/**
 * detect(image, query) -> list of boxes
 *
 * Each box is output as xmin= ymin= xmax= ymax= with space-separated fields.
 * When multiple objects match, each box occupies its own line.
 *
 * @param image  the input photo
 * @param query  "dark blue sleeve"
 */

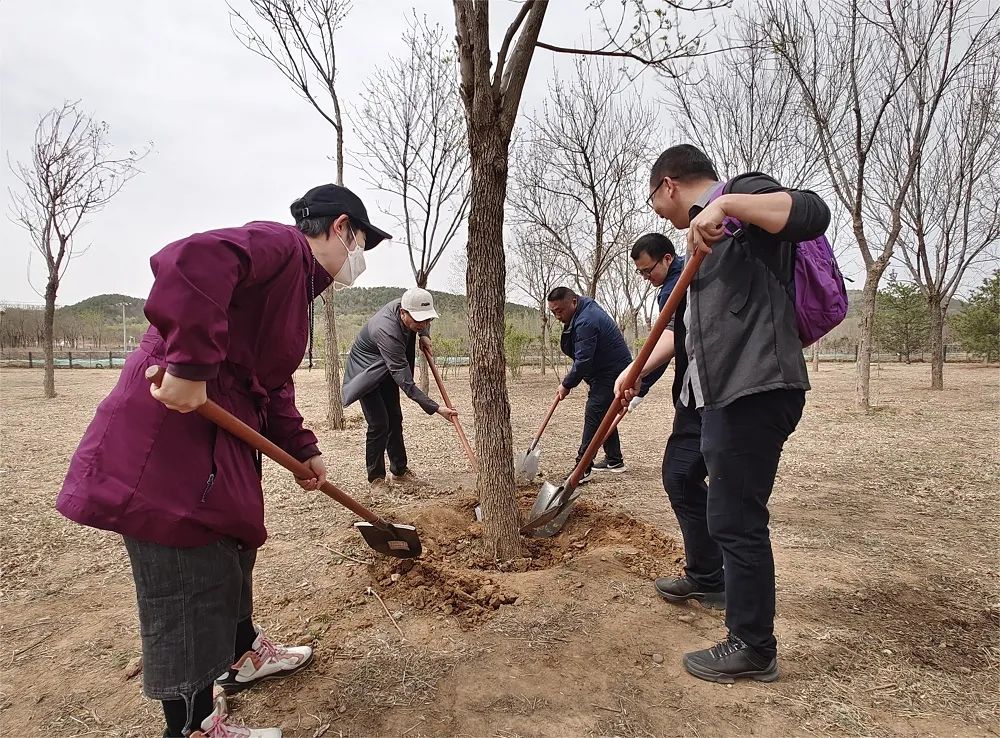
xmin=562 ymin=320 xmax=598 ymax=389
xmin=638 ymin=366 xmax=664 ymax=397
xmin=638 ymin=277 xmax=679 ymax=396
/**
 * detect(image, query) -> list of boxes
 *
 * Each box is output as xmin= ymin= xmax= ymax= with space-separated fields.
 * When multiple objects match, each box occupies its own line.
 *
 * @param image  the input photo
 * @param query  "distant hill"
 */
xmin=329 ymin=286 xmax=537 ymax=321
xmin=58 ymin=288 xmax=541 ymax=347
xmin=59 ymin=294 xmax=146 ymax=322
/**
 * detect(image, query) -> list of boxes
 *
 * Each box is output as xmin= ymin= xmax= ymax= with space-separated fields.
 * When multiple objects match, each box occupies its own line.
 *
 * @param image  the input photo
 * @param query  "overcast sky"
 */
xmin=1 ymin=0 xmax=897 ymax=309
xmin=0 ymin=1 xmax=613 ymax=304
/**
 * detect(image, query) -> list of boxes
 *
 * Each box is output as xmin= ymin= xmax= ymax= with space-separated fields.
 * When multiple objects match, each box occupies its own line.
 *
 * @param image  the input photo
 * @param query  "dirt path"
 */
xmin=1 ymin=363 xmax=997 ymax=737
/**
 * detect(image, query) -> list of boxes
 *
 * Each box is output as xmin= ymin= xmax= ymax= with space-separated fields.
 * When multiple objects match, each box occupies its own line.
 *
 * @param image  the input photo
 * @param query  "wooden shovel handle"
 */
xmin=601 ymin=407 xmax=628 ymax=442
xmin=145 ymin=365 xmax=384 ymax=526
xmin=564 ymin=249 xmax=707 ymax=490
xmin=421 ymin=346 xmax=478 ymax=470
xmin=528 ymin=396 xmax=561 ymax=452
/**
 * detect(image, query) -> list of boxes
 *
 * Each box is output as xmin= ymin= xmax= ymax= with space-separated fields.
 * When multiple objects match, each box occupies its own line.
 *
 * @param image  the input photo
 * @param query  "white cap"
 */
xmin=401 ymin=287 xmax=439 ymax=321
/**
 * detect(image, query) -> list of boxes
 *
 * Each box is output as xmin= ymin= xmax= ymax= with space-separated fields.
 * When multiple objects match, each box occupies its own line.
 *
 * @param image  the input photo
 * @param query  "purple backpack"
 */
xmin=710 ymin=180 xmax=848 ymax=347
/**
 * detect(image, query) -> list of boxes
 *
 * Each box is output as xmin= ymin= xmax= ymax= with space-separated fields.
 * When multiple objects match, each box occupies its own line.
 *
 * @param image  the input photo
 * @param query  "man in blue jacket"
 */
xmin=547 ymin=287 xmax=632 ymax=481
xmin=617 ymin=232 xmax=683 ymax=410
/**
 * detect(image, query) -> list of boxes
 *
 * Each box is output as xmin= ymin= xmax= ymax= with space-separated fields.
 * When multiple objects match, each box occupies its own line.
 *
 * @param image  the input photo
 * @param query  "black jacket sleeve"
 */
xmin=729 ymin=173 xmax=831 ymax=243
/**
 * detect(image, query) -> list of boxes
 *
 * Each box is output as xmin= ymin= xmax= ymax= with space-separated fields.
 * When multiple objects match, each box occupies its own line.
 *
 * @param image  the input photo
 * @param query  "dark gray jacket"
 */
xmin=676 ymin=173 xmax=830 ymax=410
xmin=342 ymin=299 xmax=438 ymax=414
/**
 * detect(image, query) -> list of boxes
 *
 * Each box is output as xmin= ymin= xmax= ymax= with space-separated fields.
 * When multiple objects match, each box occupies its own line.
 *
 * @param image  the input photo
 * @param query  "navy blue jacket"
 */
xmin=560 ymin=296 xmax=632 ymax=389
xmin=638 ymin=256 xmax=684 ymax=397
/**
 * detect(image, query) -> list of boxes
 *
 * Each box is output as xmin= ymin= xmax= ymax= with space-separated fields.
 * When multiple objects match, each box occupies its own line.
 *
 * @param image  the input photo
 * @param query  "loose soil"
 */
xmin=1 ymin=362 xmax=997 ymax=737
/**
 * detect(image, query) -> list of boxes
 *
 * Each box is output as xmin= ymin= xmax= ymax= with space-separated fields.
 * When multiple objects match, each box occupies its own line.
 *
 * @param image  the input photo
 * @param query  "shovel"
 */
xmin=521 ymin=248 xmax=707 ymax=536
xmin=145 ymin=366 xmax=421 ymax=558
xmin=527 ymin=405 xmax=630 ymax=538
xmin=422 ymin=346 xmax=477 ymax=470
xmin=514 ymin=395 xmax=561 ymax=483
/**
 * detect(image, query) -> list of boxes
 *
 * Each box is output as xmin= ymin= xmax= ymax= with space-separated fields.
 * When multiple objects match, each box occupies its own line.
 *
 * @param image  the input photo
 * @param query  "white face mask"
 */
xmin=332 ymin=230 xmax=366 ymax=290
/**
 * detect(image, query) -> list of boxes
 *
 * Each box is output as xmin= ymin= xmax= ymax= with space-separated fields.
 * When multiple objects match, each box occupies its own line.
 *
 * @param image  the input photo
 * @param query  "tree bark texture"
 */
xmin=856 ymin=267 xmax=883 ymax=411
xmin=928 ymin=298 xmax=945 ymax=390
xmin=323 ymin=295 xmax=345 ymax=429
xmin=43 ymin=278 xmax=57 ymax=398
xmin=466 ymin=131 xmax=522 ymax=561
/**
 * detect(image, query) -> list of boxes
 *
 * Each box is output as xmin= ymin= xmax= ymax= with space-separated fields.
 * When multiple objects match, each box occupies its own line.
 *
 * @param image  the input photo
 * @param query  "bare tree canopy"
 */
xmin=230 ymin=0 xmax=351 ymax=182
xmin=664 ymin=16 xmax=821 ymax=188
xmin=509 ymin=228 xmax=567 ymax=376
xmin=9 ymin=100 xmax=146 ymax=398
xmin=354 ymin=14 xmax=470 ymax=289
xmin=230 ymin=0 xmax=353 ymax=427
xmin=895 ymin=52 xmax=1000 ymax=388
xmin=510 ymin=58 xmax=657 ymax=298
xmin=534 ymin=0 xmax=730 ymax=68
xmin=758 ymin=0 xmax=1000 ymax=409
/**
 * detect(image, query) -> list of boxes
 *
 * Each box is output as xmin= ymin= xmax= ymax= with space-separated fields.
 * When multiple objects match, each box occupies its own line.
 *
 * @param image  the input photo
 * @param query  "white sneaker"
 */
xmin=189 ymin=695 xmax=281 ymax=738
xmin=216 ymin=627 xmax=313 ymax=695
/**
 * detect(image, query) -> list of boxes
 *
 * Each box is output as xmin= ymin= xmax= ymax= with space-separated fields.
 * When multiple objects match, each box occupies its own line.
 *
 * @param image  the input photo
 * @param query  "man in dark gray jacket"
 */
xmin=342 ymin=288 xmax=458 ymax=492
xmin=636 ymin=144 xmax=830 ymax=684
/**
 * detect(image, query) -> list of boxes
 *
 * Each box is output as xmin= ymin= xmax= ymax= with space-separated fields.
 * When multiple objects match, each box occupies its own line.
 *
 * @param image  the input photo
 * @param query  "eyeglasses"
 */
xmin=646 ymin=177 xmax=668 ymax=208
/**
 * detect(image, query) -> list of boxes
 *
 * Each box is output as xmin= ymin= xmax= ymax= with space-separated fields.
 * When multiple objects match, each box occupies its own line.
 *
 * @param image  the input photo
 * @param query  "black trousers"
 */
xmin=662 ymin=389 xmax=805 ymax=659
xmin=359 ymin=376 xmax=408 ymax=482
xmin=576 ymin=379 xmax=624 ymax=470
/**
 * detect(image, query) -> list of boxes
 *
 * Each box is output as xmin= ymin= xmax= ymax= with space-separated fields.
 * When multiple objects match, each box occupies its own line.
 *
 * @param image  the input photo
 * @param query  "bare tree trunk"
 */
xmin=539 ymin=308 xmax=548 ymax=375
xmin=811 ymin=337 xmax=821 ymax=373
xmin=43 ymin=278 xmax=57 ymax=398
xmin=416 ymin=275 xmax=431 ymax=394
xmin=322 ymin=296 xmax=345 ymax=429
xmin=856 ymin=268 xmax=882 ymax=411
xmin=467 ymin=131 xmax=521 ymax=561
xmin=928 ymin=298 xmax=945 ymax=390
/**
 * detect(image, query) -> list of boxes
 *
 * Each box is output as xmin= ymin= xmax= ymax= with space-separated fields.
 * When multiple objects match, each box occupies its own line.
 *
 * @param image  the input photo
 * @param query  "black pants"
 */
xmin=576 ymin=379 xmax=624 ymax=470
xmin=359 ymin=376 xmax=408 ymax=482
xmin=662 ymin=389 xmax=804 ymax=659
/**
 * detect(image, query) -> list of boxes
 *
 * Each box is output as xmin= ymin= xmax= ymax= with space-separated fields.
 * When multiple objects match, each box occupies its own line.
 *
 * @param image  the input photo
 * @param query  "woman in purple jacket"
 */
xmin=56 ymin=184 xmax=390 ymax=738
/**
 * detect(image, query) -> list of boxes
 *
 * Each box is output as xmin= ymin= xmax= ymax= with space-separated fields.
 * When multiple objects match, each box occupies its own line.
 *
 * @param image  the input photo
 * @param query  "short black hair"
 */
xmin=631 ymin=233 xmax=677 ymax=262
xmin=547 ymin=286 xmax=576 ymax=302
xmin=295 ymin=214 xmax=359 ymax=239
xmin=650 ymin=144 xmax=719 ymax=186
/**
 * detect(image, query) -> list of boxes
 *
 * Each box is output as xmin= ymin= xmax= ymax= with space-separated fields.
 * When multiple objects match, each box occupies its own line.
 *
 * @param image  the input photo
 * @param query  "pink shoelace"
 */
xmin=200 ymin=711 xmax=250 ymax=738
xmin=254 ymin=632 xmax=292 ymax=663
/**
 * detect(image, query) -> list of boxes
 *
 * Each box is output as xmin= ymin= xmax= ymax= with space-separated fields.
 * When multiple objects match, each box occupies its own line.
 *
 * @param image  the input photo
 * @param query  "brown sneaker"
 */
xmin=370 ymin=478 xmax=392 ymax=494
xmin=391 ymin=469 xmax=423 ymax=486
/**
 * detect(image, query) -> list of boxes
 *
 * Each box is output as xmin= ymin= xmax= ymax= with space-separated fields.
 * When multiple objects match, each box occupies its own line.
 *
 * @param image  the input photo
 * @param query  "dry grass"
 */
xmin=1 ymin=363 xmax=998 ymax=737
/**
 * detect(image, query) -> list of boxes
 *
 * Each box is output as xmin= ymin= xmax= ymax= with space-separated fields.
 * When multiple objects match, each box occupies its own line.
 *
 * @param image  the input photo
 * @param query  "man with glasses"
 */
xmin=615 ymin=233 xmax=683 ymax=411
xmin=629 ymin=144 xmax=830 ymax=685
xmin=342 ymin=288 xmax=459 ymax=493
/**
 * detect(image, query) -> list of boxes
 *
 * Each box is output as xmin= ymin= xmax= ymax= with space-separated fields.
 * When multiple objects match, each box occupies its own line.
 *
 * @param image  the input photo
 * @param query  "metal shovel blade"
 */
xmin=354 ymin=522 xmax=422 ymax=559
xmin=525 ymin=483 xmax=583 ymax=538
xmin=531 ymin=498 xmax=578 ymax=538
xmin=515 ymin=447 xmax=541 ymax=483
xmin=521 ymin=480 xmax=566 ymax=534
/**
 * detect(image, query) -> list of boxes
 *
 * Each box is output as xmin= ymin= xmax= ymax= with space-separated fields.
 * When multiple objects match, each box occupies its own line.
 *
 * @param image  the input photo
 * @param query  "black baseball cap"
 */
xmin=290 ymin=184 xmax=392 ymax=250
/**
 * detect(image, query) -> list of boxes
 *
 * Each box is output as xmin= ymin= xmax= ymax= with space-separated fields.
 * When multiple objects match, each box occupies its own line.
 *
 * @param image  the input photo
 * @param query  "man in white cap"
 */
xmin=342 ymin=288 xmax=458 ymax=492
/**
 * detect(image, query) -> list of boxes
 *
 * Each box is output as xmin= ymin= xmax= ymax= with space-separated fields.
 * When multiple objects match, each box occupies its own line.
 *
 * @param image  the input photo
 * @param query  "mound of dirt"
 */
xmin=370 ymin=495 xmax=683 ymax=626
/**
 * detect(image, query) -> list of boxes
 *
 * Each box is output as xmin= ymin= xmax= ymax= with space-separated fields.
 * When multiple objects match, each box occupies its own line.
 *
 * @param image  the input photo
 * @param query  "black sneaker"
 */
xmin=571 ymin=468 xmax=593 ymax=485
xmin=683 ymin=634 xmax=779 ymax=684
xmin=592 ymin=458 xmax=628 ymax=473
xmin=654 ymin=576 xmax=726 ymax=610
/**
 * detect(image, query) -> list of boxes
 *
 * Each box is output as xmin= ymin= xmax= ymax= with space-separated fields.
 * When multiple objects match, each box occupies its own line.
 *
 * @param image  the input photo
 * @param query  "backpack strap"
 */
xmin=708 ymin=176 xmax=796 ymax=300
